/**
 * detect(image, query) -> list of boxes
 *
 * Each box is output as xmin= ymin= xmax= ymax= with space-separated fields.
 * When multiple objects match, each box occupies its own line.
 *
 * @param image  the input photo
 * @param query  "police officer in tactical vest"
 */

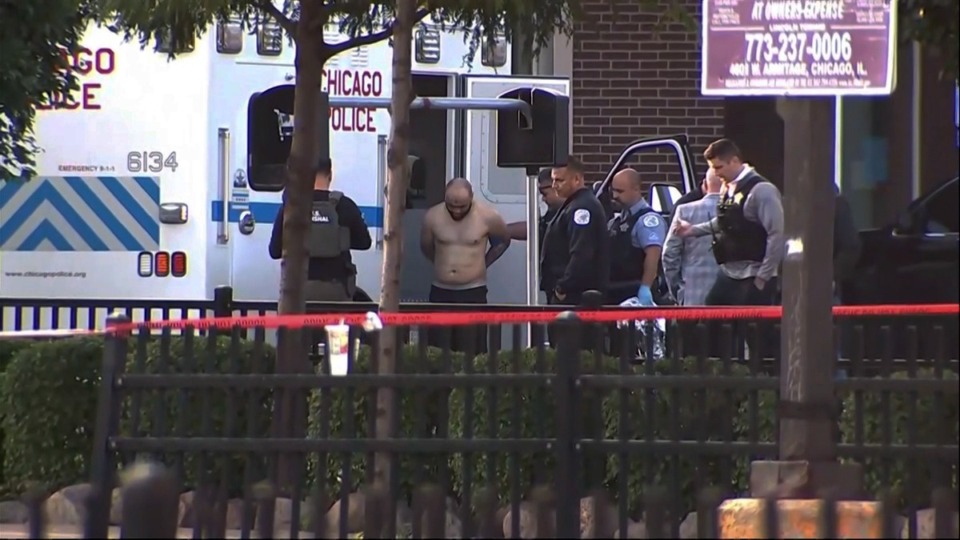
xmin=673 ymin=138 xmax=785 ymax=306
xmin=605 ymin=168 xmax=668 ymax=306
xmin=540 ymin=156 xmax=610 ymax=306
xmin=269 ymin=157 xmax=372 ymax=301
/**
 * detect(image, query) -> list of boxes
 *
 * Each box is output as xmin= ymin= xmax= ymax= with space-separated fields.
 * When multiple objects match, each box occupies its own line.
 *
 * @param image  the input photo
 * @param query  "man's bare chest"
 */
xmin=435 ymin=221 xmax=488 ymax=247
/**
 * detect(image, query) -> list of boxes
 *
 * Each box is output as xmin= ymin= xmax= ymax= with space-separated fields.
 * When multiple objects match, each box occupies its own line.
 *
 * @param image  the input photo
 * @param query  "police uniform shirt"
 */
xmin=268 ymin=190 xmax=373 ymax=281
xmin=540 ymin=187 xmax=610 ymax=298
xmin=618 ymin=200 xmax=667 ymax=251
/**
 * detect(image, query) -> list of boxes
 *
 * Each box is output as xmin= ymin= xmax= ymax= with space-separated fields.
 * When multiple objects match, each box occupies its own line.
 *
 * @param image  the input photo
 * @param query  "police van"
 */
xmin=0 ymin=18 xmax=699 ymax=331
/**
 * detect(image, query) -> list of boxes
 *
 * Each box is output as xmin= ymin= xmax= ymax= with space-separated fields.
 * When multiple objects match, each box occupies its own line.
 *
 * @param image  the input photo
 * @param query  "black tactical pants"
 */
xmin=703 ymin=272 xmax=780 ymax=361
xmin=304 ymin=276 xmax=356 ymax=303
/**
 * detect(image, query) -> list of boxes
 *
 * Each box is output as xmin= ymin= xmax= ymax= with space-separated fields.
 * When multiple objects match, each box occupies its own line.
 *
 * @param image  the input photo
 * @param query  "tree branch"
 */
xmin=326 ymin=8 xmax=430 ymax=56
xmin=257 ymin=0 xmax=297 ymax=37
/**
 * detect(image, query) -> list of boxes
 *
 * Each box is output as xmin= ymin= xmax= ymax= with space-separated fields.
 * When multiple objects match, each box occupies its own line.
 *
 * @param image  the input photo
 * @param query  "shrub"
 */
xmin=0 ymin=338 xmax=33 ymax=491
xmin=306 ymin=343 xmax=465 ymax=501
xmin=122 ymin=331 xmax=277 ymax=496
xmin=839 ymin=368 xmax=960 ymax=508
xmin=0 ymin=337 xmax=105 ymax=495
xmin=447 ymin=348 xmax=622 ymax=507
xmin=4 ymin=332 xmax=956 ymax=516
xmin=447 ymin=350 xmax=771 ymax=516
xmin=1 ymin=333 xmax=277 ymax=497
xmin=602 ymin=358 xmax=766 ymax=515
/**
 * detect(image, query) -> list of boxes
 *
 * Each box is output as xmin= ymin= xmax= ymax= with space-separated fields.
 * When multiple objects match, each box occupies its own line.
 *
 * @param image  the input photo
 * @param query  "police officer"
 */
xmin=506 ymin=168 xmax=564 ymax=245
xmin=674 ymin=139 xmax=785 ymax=306
xmin=540 ymin=156 xmax=610 ymax=305
xmin=269 ymin=157 xmax=373 ymax=301
xmin=605 ymin=168 xmax=668 ymax=306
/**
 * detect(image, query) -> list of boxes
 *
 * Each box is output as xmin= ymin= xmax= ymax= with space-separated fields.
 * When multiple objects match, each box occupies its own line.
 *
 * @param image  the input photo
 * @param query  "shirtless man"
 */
xmin=420 ymin=178 xmax=511 ymax=305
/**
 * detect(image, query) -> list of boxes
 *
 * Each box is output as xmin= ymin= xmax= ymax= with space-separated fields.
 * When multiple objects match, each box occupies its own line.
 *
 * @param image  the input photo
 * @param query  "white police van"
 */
xmin=0 ymin=17 xmax=700 ymax=332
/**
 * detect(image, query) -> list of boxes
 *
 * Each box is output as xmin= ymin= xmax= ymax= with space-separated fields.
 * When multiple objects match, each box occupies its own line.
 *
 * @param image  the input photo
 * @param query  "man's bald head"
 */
xmin=703 ymin=168 xmax=723 ymax=193
xmin=444 ymin=177 xmax=474 ymax=221
xmin=611 ymin=167 xmax=644 ymax=209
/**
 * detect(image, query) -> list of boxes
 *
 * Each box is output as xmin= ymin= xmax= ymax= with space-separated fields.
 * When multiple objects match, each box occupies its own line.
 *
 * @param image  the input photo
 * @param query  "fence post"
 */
xmin=85 ymin=311 xmax=130 ymax=538
xmin=118 ymin=461 xmax=180 ymax=538
xmin=554 ymin=310 xmax=582 ymax=538
xmin=213 ymin=285 xmax=233 ymax=317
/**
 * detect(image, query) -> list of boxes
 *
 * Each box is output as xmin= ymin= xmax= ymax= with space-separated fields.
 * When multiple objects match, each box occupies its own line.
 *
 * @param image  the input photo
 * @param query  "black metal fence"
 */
xmin=1 ymin=295 xmax=958 ymax=538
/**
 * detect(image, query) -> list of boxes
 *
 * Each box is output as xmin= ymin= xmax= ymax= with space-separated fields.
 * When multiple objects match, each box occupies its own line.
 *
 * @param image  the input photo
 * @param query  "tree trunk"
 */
xmin=273 ymin=2 xmax=328 ymax=493
xmin=374 ymin=0 xmax=417 ymax=490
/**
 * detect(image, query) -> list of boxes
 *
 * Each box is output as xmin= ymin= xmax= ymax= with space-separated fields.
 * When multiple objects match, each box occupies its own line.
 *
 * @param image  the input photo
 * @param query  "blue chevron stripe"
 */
xmin=19 ymin=219 xmax=74 ymax=251
xmin=0 ymin=177 xmax=160 ymax=252
xmin=210 ymin=201 xmax=384 ymax=228
xmin=132 ymin=175 xmax=161 ymax=202
xmin=62 ymin=177 xmax=143 ymax=250
xmin=0 ymin=179 xmax=23 ymax=203
xmin=98 ymin=176 xmax=159 ymax=238
xmin=0 ymin=182 xmax=109 ymax=250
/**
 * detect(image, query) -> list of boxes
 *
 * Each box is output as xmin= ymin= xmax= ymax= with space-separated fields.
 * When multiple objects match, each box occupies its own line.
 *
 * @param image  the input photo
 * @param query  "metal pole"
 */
xmin=525 ymin=174 xmax=541 ymax=308
xmin=328 ymin=96 xmax=533 ymax=125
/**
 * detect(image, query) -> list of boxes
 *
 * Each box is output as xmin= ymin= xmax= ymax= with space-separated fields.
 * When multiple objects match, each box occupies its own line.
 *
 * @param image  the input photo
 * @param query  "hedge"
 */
xmin=0 ymin=338 xmax=35 ymax=496
xmin=122 ymin=333 xmax=277 ymax=496
xmin=2 ymin=336 xmax=956 ymax=516
xmin=837 ymin=368 xmax=960 ymax=508
xmin=306 ymin=344 xmax=465 ymax=500
xmin=447 ymin=351 xmax=765 ymax=514
xmin=0 ymin=337 xmax=105 ymax=495
xmin=0 ymin=334 xmax=276 ymax=496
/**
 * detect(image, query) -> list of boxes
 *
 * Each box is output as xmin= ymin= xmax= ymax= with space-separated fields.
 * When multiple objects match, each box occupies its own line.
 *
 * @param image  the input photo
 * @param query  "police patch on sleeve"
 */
xmin=642 ymin=214 xmax=661 ymax=228
xmin=573 ymin=209 xmax=591 ymax=225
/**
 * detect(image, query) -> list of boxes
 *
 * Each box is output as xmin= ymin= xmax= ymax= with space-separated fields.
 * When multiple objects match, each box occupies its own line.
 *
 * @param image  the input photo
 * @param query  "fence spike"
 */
xmin=932 ymin=487 xmax=958 ymax=539
xmin=413 ymin=482 xmax=446 ymax=538
xmin=24 ymin=485 xmax=47 ymax=540
xmin=588 ymin=488 xmax=613 ymax=539
xmin=819 ymin=494 xmax=838 ymax=539
xmin=254 ymin=480 xmax=276 ymax=539
xmin=878 ymin=489 xmax=899 ymax=539
xmin=697 ymin=487 xmax=724 ymax=539
xmin=474 ymin=484 xmax=501 ymax=538
xmin=763 ymin=495 xmax=780 ymax=540
xmin=362 ymin=482 xmax=388 ymax=539
xmin=117 ymin=460 xmax=179 ymax=538
xmin=644 ymin=487 xmax=668 ymax=538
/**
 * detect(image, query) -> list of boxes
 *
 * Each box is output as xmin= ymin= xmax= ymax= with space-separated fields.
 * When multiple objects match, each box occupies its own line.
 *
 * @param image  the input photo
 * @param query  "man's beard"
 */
xmin=447 ymin=204 xmax=472 ymax=221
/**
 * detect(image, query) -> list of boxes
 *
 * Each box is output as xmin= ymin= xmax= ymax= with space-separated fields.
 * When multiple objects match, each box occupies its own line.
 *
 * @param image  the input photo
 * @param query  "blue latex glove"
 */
xmin=637 ymin=285 xmax=655 ymax=306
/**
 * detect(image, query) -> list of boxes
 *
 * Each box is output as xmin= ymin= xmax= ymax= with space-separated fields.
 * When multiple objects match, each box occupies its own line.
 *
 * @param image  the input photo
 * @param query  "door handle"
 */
xmin=238 ymin=210 xmax=255 ymax=235
xmin=217 ymin=128 xmax=231 ymax=245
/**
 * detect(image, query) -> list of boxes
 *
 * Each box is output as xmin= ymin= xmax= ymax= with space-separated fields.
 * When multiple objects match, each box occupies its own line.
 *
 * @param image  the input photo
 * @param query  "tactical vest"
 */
xmin=307 ymin=191 xmax=351 ymax=259
xmin=608 ymin=207 xmax=654 ymax=282
xmin=712 ymin=175 xmax=768 ymax=265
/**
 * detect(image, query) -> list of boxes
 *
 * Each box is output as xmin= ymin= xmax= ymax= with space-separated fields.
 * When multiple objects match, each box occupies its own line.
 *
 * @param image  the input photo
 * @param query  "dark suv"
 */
xmin=840 ymin=176 xmax=958 ymax=360
xmin=841 ymin=176 xmax=959 ymax=306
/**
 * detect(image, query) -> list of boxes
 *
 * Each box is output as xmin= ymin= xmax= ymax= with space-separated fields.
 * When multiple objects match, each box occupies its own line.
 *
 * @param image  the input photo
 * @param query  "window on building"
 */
xmin=923 ymin=179 xmax=959 ymax=234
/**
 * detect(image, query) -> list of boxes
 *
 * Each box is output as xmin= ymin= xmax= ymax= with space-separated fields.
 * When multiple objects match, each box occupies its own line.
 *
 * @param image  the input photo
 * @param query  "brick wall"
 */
xmin=572 ymin=0 xmax=725 ymax=184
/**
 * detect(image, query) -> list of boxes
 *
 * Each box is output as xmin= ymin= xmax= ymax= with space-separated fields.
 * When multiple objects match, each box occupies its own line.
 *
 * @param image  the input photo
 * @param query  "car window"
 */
xmin=923 ymin=180 xmax=959 ymax=234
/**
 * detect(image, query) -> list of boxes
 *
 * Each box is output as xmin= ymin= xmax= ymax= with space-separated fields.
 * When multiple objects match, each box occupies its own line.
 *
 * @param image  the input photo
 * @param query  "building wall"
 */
xmin=570 ymin=0 xmax=724 ymax=184
xmin=565 ymin=1 xmax=956 ymax=222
